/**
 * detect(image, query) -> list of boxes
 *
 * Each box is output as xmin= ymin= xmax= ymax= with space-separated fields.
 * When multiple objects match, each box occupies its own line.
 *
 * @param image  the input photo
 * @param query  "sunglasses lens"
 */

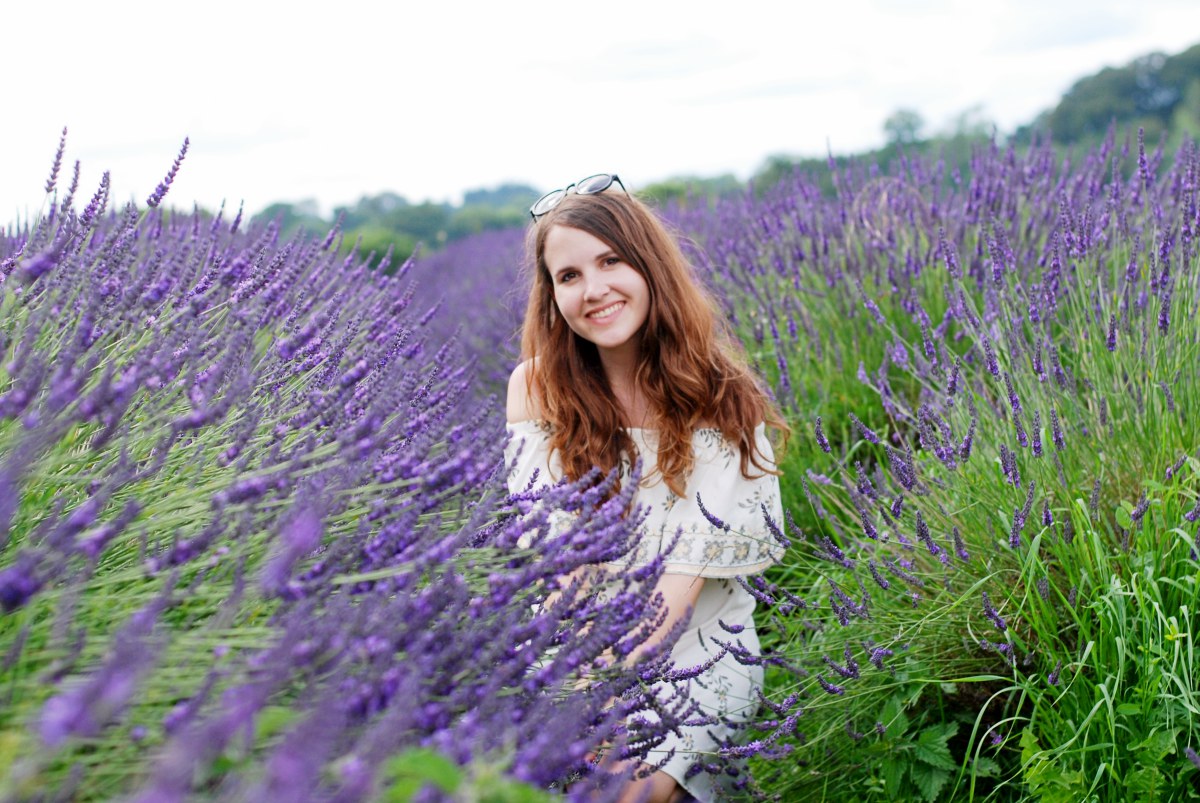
xmin=530 ymin=189 xmax=566 ymax=217
xmin=575 ymin=174 xmax=614 ymax=195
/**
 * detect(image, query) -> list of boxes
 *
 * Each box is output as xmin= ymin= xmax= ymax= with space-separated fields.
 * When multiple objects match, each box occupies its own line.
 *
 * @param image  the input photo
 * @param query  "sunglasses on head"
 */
xmin=529 ymin=173 xmax=626 ymax=220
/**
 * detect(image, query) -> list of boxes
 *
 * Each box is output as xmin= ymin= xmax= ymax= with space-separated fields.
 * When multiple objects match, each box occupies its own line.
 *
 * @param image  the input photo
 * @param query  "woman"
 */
xmin=505 ymin=174 xmax=787 ymax=802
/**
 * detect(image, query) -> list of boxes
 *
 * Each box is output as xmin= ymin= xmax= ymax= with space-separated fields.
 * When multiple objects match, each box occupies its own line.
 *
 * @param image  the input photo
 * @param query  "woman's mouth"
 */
xmin=587 ymin=301 xmax=624 ymax=320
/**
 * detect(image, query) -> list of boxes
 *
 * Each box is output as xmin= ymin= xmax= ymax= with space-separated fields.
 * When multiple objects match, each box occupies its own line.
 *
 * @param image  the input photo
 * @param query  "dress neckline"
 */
xmin=505 ymin=419 xmax=756 ymax=435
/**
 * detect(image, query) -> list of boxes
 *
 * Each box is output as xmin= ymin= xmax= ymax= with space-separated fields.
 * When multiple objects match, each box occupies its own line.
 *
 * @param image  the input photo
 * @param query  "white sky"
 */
xmin=4 ymin=0 xmax=1199 ymax=221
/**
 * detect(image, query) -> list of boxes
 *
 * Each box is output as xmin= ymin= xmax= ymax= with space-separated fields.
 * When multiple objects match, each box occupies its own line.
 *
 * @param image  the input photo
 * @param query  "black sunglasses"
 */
xmin=529 ymin=173 xmax=626 ymax=220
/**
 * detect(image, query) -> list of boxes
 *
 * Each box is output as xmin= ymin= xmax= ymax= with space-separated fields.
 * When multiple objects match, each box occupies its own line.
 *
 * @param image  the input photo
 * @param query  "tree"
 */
xmin=883 ymin=109 xmax=925 ymax=145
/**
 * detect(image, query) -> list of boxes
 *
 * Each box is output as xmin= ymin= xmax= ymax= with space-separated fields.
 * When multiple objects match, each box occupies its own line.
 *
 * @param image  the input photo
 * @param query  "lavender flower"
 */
xmin=1014 ymin=413 xmax=1028 ymax=449
xmin=1160 ymin=382 xmax=1177 ymax=413
xmin=45 ymin=126 xmax=67 ymax=194
xmin=938 ymin=227 xmax=961 ymax=279
xmin=816 ymin=674 xmax=845 ymax=696
xmin=868 ymin=560 xmax=890 ymax=590
xmin=952 ymin=526 xmax=969 ymax=562
xmin=145 ymin=138 xmax=190 ymax=208
xmin=983 ymin=338 xmax=1000 ymax=377
xmin=814 ymin=415 xmax=831 ymax=453
xmin=822 ymin=645 xmax=860 ymax=680
xmin=1159 ymin=283 xmax=1172 ymax=334
xmin=959 ymin=416 xmax=976 ymax=461
xmin=1130 ymin=492 xmax=1150 ymax=524
xmin=860 ymin=509 xmax=878 ymax=540
xmin=1003 ymin=372 xmax=1022 ymax=415
xmin=696 ymin=493 xmax=731 ymax=532
xmin=982 ymin=592 xmax=1006 ymax=631
xmin=849 ymin=413 xmax=881 ymax=445
xmin=1000 ymin=444 xmax=1021 ymax=489
xmin=868 ymin=647 xmax=894 ymax=672
xmin=915 ymin=511 xmax=947 ymax=565
xmin=854 ymin=461 xmax=877 ymax=499
xmin=1185 ymin=498 xmax=1200 ymax=524
xmin=1049 ymin=408 xmax=1065 ymax=450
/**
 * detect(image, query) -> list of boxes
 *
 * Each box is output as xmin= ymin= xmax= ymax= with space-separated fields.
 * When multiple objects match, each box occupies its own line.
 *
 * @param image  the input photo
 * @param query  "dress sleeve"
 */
xmin=505 ymin=420 xmax=576 ymax=545
xmin=505 ymin=419 xmax=563 ymax=495
xmin=627 ymin=425 xmax=784 ymax=578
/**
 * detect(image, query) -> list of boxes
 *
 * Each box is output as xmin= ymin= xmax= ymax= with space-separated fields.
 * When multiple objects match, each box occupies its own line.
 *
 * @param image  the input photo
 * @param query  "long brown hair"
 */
xmin=520 ymin=190 xmax=788 ymax=498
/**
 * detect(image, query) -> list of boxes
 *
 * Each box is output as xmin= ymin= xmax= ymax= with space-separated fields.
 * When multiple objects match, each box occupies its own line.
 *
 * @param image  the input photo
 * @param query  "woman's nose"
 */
xmin=583 ymin=276 xmax=608 ymax=301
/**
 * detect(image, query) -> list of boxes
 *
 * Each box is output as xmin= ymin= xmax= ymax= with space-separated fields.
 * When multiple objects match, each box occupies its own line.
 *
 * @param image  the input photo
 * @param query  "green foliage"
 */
xmin=878 ymin=708 xmax=960 ymax=802
xmin=252 ymin=183 xmax=538 ymax=270
xmin=884 ymin=109 xmax=926 ymax=146
xmin=348 ymin=225 xmax=417 ymax=268
xmin=639 ymin=174 xmax=742 ymax=207
xmin=379 ymin=748 xmax=554 ymax=803
xmin=1016 ymin=43 xmax=1200 ymax=148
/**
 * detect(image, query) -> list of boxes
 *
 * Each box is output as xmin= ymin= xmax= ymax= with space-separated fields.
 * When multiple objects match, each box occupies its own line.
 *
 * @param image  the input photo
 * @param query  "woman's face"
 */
xmin=543 ymin=224 xmax=650 ymax=363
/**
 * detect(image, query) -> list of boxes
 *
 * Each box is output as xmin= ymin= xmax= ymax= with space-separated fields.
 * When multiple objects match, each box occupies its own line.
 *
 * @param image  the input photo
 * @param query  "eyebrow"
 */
xmin=550 ymin=250 xmax=620 ymax=277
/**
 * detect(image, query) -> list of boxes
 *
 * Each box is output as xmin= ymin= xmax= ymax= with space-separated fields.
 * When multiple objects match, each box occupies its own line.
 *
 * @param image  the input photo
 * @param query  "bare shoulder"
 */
xmin=506 ymin=359 xmax=544 ymax=423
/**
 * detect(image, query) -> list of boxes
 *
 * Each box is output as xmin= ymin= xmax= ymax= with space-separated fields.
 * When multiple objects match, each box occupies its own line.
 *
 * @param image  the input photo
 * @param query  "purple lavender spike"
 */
xmin=45 ymin=126 xmax=67 ymax=195
xmin=1185 ymin=498 xmax=1200 ymax=523
xmin=814 ymin=415 xmax=831 ymax=453
xmin=849 ymin=413 xmax=880 ymax=445
xmin=145 ymin=138 xmax=190 ymax=209
xmin=1158 ymin=283 xmax=1172 ymax=334
xmin=983 ymin=338 xmax=1000 ymax=377
xmin=1159 ymin=382 xmax=1177 ymax=413
xmin=816 ymin=674 xmax=845 ymax=696
xmin=981 ymin=592 xmax=1006 ymax=631
xmin=938 ymin=228 xmax=961 ymax=279
xmin=952 ymin=527 xmax=969 ymax=561
xmin=1130 ymin=492 xmax=1150 ymax=524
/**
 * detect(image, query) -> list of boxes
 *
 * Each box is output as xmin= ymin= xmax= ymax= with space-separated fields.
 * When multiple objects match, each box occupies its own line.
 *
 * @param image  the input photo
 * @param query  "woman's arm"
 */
xmin=625 ymin=573 xmax=705 ymax=665
xmin=506 ymin=359 xmax=542 ymax=423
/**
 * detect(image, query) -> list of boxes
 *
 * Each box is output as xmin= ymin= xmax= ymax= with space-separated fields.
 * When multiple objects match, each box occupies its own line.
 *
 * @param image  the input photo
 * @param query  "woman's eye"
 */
xmin=604 ymin=257 xmax=621 ymax=266
xmin=558 ymin=271 xmax=577 ymax=283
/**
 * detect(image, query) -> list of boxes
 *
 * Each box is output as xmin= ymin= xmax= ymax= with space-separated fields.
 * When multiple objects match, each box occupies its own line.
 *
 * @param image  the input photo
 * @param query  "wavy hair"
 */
xmin=519 ymin=190 xmax=788 ymax=498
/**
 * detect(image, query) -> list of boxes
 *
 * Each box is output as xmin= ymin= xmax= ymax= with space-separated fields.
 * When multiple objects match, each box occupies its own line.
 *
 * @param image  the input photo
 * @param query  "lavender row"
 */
xmin=0 ymin=138 xmax=715 ymax=800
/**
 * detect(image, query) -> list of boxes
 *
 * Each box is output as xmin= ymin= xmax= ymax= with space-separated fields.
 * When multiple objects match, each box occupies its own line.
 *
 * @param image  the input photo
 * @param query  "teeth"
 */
xmin=588 ymin=302 xmax=622 ymax=319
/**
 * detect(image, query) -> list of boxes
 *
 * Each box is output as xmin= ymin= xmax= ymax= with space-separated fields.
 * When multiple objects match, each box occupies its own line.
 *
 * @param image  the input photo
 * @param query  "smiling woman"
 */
xmin=544 ymin=225 xmax=651 ymax=381
xmin=505 ymin=180 xmax=790 ymax=802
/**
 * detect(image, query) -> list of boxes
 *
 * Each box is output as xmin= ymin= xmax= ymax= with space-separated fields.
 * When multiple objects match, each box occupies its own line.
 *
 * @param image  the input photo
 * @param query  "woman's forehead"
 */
xmin=542 ymin=225 xmax=615 ymax=265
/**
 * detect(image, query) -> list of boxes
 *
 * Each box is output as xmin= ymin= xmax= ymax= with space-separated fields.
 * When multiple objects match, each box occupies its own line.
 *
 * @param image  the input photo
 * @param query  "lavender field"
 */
xmin=1 ymin=129 xmax=1199 ymax=802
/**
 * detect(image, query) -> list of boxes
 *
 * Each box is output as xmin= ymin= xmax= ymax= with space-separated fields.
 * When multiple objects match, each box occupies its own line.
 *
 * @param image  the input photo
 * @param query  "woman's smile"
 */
xmin=586 ymin=300 xmax=625 ymax=320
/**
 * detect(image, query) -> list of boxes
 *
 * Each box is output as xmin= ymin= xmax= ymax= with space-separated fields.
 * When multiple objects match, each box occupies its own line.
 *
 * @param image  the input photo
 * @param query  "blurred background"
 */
xmin=4 ymin=0 xmax=1199 ymax=266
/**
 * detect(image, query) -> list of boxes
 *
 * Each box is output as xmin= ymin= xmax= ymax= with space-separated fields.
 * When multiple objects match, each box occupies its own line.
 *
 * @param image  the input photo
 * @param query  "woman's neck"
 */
xmin=600 ymin=360 xmax=650 ymax=429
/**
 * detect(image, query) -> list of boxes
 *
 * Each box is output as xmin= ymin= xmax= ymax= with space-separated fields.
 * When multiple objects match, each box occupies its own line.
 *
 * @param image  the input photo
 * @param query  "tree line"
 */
xmin=253 ymin=41 xmax=1199 ymax=270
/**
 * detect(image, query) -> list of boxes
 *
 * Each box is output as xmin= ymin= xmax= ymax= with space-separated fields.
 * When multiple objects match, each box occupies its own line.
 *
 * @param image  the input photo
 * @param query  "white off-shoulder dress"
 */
xmin=505 ymin=420 xmax=784 ymax=801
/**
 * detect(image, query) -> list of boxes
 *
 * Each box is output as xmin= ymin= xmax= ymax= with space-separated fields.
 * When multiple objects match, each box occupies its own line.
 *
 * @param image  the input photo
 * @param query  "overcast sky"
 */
xmin=4 ymin=0 xmax=1199 ymax=221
